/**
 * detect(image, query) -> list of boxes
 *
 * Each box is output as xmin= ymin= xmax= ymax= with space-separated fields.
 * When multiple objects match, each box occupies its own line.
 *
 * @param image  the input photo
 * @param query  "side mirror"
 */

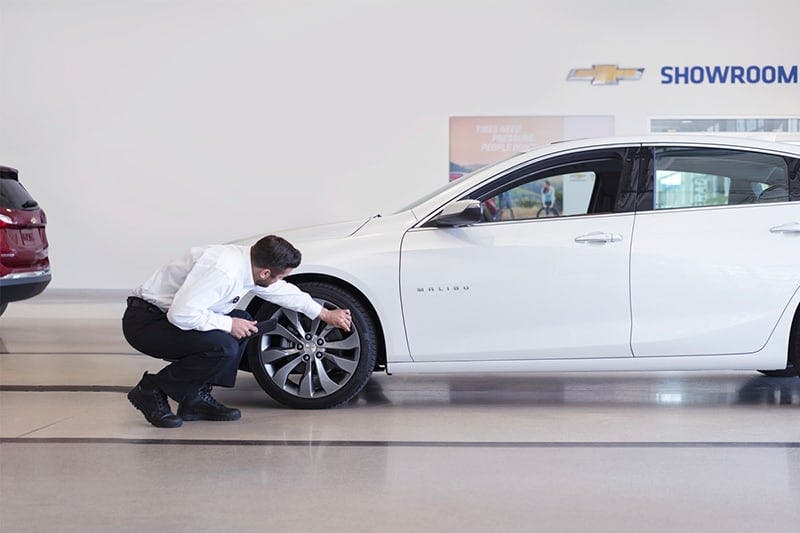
xmin=429 ymin=199 xmax=482 ymax=227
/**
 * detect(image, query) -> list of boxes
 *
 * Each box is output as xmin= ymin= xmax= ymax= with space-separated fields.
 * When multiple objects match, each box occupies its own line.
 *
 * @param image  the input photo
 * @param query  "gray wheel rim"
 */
xmin=258 ymin=299 xmax=361 ymax=399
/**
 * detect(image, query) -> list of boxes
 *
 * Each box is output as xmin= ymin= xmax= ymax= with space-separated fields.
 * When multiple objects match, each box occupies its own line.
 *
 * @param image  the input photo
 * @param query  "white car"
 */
xmin=237 ymin=136 xmax=800 ymax=409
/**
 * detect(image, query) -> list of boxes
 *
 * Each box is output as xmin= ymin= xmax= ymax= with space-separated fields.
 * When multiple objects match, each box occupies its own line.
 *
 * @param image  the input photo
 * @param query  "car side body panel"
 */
xmin=630 ymin=202 xmax=800 ymax=357
xmin=387 ymin=280 xmax=799 ymax=375
xmin=400 ymin=213 xmax=635 ymax=361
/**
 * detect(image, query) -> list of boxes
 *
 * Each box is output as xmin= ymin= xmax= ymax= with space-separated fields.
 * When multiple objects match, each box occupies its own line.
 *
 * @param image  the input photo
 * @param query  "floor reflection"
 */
xmin=735 ymin=376 xmax=800 ymax=405
xmin=351 ymin=373 xmax=800 ymax=408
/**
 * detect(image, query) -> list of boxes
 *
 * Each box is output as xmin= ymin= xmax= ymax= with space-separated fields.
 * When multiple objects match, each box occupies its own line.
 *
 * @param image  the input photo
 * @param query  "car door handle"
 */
xmin=574 ymin=232 xmax=623 ymax=244
xmin=770 ymin=222 xmax=800 ymax=234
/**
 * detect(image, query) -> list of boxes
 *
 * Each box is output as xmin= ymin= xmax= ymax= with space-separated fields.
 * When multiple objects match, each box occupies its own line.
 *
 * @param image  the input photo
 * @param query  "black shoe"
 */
xmin=127 ymin=373 xmax=183 ymax=428
xmin=178 ymin=385 xmax=241 ymax=421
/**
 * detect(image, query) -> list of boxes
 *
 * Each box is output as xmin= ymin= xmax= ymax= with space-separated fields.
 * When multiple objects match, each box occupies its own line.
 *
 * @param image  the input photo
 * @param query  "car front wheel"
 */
xmin=247 ymin=281 xmax=378 ymax=409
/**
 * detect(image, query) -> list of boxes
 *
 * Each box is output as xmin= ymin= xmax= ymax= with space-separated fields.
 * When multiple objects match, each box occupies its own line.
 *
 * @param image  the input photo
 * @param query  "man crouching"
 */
xmin=122 ymin=235 xmax=351 ymax=428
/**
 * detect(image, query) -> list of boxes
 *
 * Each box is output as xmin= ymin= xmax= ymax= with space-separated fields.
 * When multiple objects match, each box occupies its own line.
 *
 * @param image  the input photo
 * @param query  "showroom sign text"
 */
xmin=661 ymin=65 xmax=798 ymax=84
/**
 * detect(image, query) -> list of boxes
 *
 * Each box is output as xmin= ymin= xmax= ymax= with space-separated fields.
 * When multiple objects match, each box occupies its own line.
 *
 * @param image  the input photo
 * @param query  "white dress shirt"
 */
xmin=133 ymin=245 xmax=323 ymax=332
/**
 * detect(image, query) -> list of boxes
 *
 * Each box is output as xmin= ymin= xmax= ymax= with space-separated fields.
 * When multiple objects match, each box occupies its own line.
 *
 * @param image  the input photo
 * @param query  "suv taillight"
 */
xmin=0 ymin=224 xmax=8 ymax=263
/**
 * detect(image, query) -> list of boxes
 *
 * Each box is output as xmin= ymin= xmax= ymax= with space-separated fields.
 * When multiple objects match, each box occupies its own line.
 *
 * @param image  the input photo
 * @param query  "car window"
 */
xmin=481 ymin=172 xmax=597 ymax=221
xmin=472 ymin=157 xmax=622 ymax=222
xmin=0 ymin=178 xmax=37 ymax=210
xmin=653 ymin=148 xmax=790 ymax=210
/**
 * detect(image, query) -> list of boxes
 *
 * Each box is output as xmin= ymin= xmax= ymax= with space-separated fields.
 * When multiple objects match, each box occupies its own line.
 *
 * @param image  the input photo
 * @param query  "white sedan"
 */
xmin=237 ymin=135 xmax=800 ymax=408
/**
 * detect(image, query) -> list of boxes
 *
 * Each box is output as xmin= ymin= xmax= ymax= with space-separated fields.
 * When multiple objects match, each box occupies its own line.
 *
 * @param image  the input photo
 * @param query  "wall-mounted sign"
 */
xmin=449 ymin=116 xmax=614 ymax=181
xmin=565 ymin=63 xmax=798 ymax=86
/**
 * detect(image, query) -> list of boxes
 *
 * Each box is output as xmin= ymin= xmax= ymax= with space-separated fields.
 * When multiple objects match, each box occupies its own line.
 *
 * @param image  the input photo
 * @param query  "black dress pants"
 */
xmin=122 ymin=297 xmax=252 ymax=402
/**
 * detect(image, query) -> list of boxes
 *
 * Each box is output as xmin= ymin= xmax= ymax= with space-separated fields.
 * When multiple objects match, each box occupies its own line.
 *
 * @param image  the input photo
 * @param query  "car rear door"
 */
xmin=400 ymin=147 xmax=639 ymax=362
xmin=630 ymin=145 xmax=800 ymax=357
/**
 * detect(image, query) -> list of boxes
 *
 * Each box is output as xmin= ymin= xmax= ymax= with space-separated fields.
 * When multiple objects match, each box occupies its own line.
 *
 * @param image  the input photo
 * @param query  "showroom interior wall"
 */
xmin=1 ymin=0 xmax=798 ymax=289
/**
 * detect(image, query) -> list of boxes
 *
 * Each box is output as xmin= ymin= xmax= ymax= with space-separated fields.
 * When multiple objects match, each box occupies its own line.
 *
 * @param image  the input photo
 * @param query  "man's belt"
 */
xmin=127 ymin=296 xmax=165 ymax=314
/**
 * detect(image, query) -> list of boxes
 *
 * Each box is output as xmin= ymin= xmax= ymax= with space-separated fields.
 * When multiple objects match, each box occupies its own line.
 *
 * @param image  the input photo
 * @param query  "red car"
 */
xmin=0 ymin=166 xmax=50 ymax=316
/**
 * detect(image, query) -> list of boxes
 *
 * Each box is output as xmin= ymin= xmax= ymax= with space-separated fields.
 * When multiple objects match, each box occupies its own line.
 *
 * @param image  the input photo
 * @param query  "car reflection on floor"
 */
xmin=344 ymin=372 xmax=800 ymax=408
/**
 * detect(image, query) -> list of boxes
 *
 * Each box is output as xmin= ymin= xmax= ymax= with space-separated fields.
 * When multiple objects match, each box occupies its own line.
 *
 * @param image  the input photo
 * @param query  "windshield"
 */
xmin=391 ymin=153 xmax=526 ymax=215
xmin=392 ymin=178 xmax=468 ymax=214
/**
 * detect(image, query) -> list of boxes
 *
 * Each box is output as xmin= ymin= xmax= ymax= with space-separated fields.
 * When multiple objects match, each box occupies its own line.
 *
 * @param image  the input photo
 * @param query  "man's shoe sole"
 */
xmin=127 ymin=389 xmax=183 ymax=428
xmin=178 ymin=410 xmax=241 ymax=422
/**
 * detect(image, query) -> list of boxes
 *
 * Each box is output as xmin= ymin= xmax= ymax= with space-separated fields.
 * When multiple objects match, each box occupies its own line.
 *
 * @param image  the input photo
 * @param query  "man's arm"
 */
xmin=252 ymin=281 xmax=352 ymax=331
xmin=251 ymin=280 xmax=323 ymax=319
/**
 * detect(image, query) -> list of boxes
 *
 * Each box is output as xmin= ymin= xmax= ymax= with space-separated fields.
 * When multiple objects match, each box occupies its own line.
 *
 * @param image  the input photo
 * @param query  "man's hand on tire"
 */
xmin=319 ymin=308 xmax=352 ymax=332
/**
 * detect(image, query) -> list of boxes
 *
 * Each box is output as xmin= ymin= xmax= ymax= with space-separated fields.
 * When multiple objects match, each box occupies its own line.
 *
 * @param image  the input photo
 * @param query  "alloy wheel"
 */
xmin=256 ymin=300 xmax=361 ymax=399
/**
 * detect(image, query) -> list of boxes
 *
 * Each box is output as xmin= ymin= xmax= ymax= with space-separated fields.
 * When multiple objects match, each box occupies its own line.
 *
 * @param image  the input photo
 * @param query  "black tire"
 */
xmin=791 ymin=306 xmax=800 ymax=375
xmin=757 ymin=364 xmax=796 ymax=378
xmin=0 ymin=302 xmax=7 ymax=317
xmin=759 ymin=308 xmax=800 ymax=378
xmin=247 ymin=281 xmax=378 ymax=409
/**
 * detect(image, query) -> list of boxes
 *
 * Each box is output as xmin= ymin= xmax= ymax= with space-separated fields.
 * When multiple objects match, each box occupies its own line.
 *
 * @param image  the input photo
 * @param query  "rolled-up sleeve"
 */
xmin=167 ymin=267 xmax=235 ymax=332
xmin=252 ymin=280 xmax=323 ymax=318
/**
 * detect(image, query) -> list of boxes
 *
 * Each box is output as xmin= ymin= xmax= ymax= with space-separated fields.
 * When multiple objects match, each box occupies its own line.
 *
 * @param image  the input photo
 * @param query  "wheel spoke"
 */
xmin=325 ymin=335 xmax=359 ymax=350
xmin=280 ymin=308 xmax=305 ymax=336
xmin=271 ymin=323 xmax=303 ymax=345
xmin=319 ymin=324 xmax=335 ymax=339
xmin=298 ymin=361 xmax=315 ymax=398
xmin=326 ymin=353 xmax=357 ymax=374
xmin=309 ymin=314 xmax=323 ymax=337
xmin=261 ymin=347 xmax=300 ymax=363
xmin=315 ymin=357 xmax=339 ymax=394
xmin=272 ymin=355 xmax=304 ymax=389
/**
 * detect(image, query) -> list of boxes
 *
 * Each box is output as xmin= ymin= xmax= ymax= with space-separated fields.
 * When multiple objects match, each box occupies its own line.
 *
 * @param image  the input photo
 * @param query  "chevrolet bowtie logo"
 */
xmin=567 ymin=64 xmax=644 ymax=85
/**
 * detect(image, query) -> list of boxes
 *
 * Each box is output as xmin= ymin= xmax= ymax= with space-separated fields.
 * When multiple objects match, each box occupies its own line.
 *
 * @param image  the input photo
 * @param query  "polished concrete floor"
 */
xmin=1 ymin=291 xmax=799 ymax=532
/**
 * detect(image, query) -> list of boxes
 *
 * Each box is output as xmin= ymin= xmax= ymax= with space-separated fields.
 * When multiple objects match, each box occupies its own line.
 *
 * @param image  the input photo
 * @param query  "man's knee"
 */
xmin=203 ymin=332 xmax=241 ymax=358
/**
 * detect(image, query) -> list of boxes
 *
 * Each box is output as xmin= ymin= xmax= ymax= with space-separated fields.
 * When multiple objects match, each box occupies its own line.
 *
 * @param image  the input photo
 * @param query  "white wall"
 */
xmin=1 ymin=0 xmax=798 ymax=288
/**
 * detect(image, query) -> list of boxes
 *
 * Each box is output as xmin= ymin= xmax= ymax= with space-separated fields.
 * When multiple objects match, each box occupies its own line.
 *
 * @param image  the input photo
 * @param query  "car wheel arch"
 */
xmin=758 ymin=301 xmax=800 ymax=377
xmin=788 ymin=301 xmax=800 ymax=373
xmin=246 ymin=272 xmax=388 ymax=372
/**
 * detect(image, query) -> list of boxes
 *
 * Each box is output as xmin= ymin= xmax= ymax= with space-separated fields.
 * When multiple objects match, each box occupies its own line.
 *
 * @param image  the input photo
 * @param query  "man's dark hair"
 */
xmin=250 ymin=235 xmax=302 ymax=271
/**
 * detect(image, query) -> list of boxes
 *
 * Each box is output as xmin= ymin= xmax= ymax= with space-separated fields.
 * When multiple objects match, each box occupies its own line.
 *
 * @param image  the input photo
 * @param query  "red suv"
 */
xmin=0 ymin=166 xmax=51 ymax=316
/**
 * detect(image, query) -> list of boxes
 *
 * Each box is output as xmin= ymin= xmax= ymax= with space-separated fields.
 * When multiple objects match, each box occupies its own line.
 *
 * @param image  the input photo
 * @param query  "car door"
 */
xmin=630 ymin=145 xmax=800 ymax=357
xmin=399 ymin=148 xmax=638 ymax=362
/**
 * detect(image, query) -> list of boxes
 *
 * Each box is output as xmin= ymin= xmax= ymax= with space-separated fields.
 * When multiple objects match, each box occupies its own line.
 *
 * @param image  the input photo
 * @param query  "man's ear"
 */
xmin=257 ymin=268 xmax=272 ymax=280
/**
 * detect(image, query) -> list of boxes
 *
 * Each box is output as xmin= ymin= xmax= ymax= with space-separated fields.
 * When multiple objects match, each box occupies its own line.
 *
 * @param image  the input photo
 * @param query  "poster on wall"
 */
xmin=449 ymin=115 xmax=614 ymax=181
xmin=650 ymin=117 xmax=800 ymax=143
